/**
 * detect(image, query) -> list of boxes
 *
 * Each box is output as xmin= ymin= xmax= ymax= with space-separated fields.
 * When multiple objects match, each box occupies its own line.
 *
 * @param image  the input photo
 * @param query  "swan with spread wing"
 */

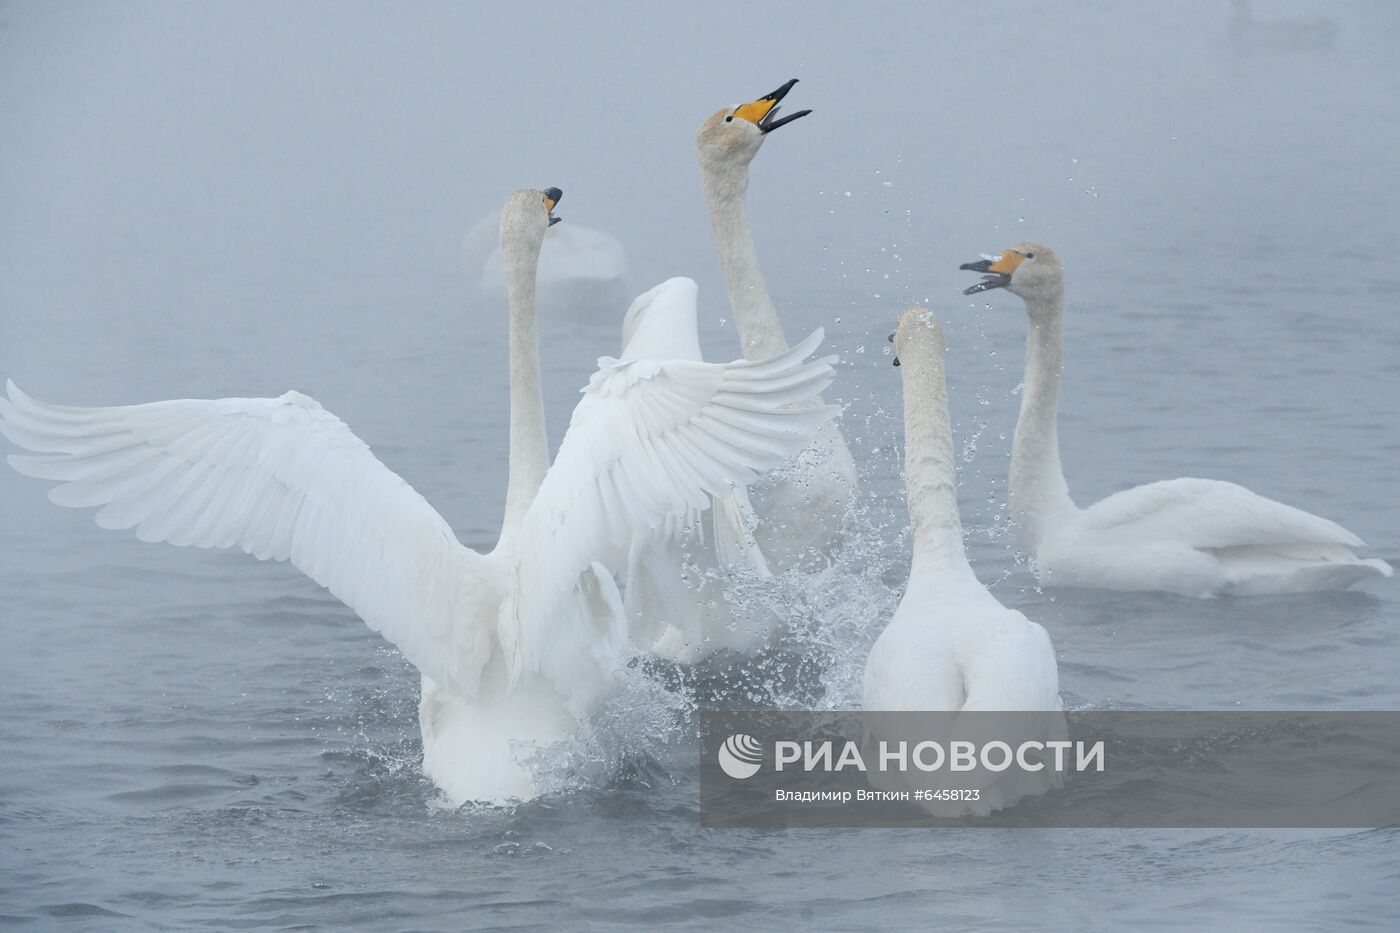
xmin=0 ymin=188 xmax=838 ymax=804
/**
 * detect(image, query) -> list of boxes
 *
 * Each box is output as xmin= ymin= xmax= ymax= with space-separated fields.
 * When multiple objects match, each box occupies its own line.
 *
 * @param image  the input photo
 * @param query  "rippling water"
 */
xmin=3 ymin=2 xmax=1400 ymax=929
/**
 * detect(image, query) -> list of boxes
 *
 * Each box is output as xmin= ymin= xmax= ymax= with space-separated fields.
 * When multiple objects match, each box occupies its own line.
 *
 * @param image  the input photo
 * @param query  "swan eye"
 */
xmin=1024 ymin=252 xmax=1035 ymax=259
xmin=725 ymin=115 xmax=733 ymax=122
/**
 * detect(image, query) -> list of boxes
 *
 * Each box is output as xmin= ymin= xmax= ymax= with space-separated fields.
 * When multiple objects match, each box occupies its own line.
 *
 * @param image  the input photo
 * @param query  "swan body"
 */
xmin=697 ymin=80 xmax=858 ymax=573
xmin=863 ymin=309 xmax=1063 ymax=816
xmin=1 ymin=189 xmax=839 ymax=805
xmin=961 ymin=243 xmax=1391 ymax=597
xmin=615 ymin=278 xmax=777 ymax=663
xmin=463 ymin=213 xmax=628 ymax=319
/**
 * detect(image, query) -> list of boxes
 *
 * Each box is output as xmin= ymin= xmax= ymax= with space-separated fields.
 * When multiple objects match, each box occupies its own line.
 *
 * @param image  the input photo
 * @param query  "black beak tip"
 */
xmin=543 ymin=187 xmax=563 ymax=204
xmin=959 ymin=260 xmax=990 ymax=272
xmin=548 ymin=216 xmax=562 ymax=226
xmin=767 ymin=77 xmax=799 ymax=102
xmin=892 ymin=356 xmax=901 ymax=367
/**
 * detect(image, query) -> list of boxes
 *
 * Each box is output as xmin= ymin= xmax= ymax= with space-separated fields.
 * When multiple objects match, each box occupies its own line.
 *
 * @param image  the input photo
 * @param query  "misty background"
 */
xmin=5 ymin=0 xmax=1398 ymax=550
xmin=2 ymin=2 xmax=1399 ymax=928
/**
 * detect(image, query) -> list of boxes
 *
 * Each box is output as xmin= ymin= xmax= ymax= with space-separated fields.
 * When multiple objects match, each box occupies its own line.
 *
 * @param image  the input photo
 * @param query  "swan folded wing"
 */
xmin=0 ymin=381 xmax=492 ymax=697
xmin=503 ymin=329 xmax=838 ymax=692
xmin=1078 ymin=477 xmax=1365 ymax=551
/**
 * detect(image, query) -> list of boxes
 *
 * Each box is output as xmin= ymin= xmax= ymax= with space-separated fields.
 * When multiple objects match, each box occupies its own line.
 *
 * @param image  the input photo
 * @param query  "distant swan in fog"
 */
xmin=697 ymin=79 xmax=858 ymax=574
xmin=961 ymin=243 xmax=1391 ymax=597
xmin=1228 ymin=0 xmax=1338 ymax=54
xmin=463 ymin=212 xmax=628 ymax=319
xmin=863 ymin=309 xmax=1063 ymax=815
xmin=0 ymin=188 xmax=838 ymax=805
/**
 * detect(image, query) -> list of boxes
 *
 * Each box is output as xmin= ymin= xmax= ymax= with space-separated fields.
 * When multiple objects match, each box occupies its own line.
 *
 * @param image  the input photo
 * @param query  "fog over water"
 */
xmin=2 ymin=1 xmax=1398 ymax=929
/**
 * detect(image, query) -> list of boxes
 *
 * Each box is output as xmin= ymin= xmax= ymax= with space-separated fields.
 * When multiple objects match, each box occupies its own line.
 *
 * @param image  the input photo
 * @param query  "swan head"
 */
xmin=696 ymin=78 xmax=811 ymax=172
xmin=890 ymin=306 xmax=946 ymax=369
xmin=499 ymin=187 xmax=563 ymax=252
xmin=960 ymin=242 xmax=1063 ymax=304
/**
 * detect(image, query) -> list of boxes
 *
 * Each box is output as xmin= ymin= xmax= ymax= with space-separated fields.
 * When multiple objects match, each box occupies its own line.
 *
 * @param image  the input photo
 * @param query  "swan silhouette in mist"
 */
xmin=1228 ymin=0 xmax=1338 ymax=54
xmin=462 ymin=211 xmax=628 ymax=320
xmin=0 ymin=188 xmax=839 ymax=805
xmin=961 ymin=243 xmax=1391 ymax=597
xmin=863 ymin=308 xmax=1063 ymax=816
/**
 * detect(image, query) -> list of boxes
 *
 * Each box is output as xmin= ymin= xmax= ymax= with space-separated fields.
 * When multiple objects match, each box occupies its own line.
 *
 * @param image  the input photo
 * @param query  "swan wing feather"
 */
xmin=0 ymin=380 xmax=493 ymax=698
xmin=503 ymin=330 xmax=837 ymax=689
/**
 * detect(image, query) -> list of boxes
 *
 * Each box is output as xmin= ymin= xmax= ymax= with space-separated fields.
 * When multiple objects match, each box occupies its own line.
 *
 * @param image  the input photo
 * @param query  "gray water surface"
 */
xmin=2 ymin=2 xmax=1399 ymax=929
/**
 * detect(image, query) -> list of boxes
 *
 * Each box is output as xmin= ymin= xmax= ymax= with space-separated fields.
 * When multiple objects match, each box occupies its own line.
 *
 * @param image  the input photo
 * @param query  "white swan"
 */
xmin=463 ymin=211 xmax=628 ymax=320
xmin=696 ymin=79 xmax=858 ymax=573
xmin=0 ymin=188 xmax=839 ymax=805
xmin=863 ymin=308 xmax=1063 ymax=816
xmin=961 ymin=243 xmax=1391 ymax=597
xmin=1228 ymin=0 xmax=1338 ymax=55
xmin=615 ymin=278 xmax=776 ymax=662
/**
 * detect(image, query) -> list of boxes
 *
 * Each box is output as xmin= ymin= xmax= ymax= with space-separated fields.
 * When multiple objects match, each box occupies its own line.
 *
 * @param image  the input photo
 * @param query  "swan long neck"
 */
xmin=901 ymin=338 xmax=973 ymax=583
xmin=1011 ymin=291 xmax=1077 ymax=551
xmin=701 ymin=161 xmax=790 ymax=359
xmin=500 ymin=234 xmax=548 ymax=539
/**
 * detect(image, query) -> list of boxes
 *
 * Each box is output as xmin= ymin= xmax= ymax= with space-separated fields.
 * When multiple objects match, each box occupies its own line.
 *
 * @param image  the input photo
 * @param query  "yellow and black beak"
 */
xmin=960 ymin=250 xmax=1026 ymax=294
xmin=544 ymin=187 xmax=563 ymax=226
xmin=729 ymin=78 xmax=812 ymax=134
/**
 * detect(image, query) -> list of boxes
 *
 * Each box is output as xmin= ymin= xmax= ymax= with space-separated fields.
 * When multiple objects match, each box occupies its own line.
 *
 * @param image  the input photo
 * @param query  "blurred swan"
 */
xmin=1228 ymin=0 xmax=1338 ymax=54
xmin=615 ymin=278 xmax=779 ymax=662
xmin=463 ymin=212 xmax=627 ymax=320
xmin=961 ymin=243 xmax=1391 ymax=597
xmin=696 ymin=79 xmax=858 ymax=574
xmin=863 ymin=309 xmax=1063 ymax=816
xmin=0 ymin=188 xmax=839 ymax=805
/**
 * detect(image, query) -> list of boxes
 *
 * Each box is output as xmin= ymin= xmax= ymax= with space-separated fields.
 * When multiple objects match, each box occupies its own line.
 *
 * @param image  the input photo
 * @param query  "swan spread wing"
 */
xmin=1 ymin=381 xmax=493 ymax=698
xmin=503 ymin=329 xmax=838 ymax=689
xmin=1077 ymin=477 xmax=1364 ymax=550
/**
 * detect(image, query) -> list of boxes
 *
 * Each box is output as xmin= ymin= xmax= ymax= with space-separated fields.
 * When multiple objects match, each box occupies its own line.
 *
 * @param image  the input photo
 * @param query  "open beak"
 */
xmin=731 ymin=78 xmax=812 ymax=134
xmin=544 ymin=187 xmax=563 ymax=226
xmin=960 ymin=250 xmax=1024 ymax=295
